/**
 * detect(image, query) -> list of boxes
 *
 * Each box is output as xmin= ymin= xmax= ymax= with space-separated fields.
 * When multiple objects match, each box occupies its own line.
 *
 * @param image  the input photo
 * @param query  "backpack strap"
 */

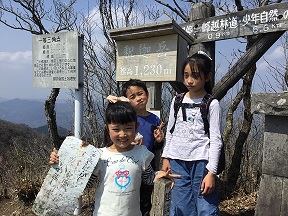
xmin=170 ymin=92 xmax=215 ymax=135
xmin=169 ymin=92 xmax=186 ymax=134
xmin=200 ymin=93 xmax=215 ymax=135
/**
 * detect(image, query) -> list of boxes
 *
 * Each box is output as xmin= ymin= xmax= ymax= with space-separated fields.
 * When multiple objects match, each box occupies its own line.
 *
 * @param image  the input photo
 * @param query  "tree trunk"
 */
xmin=44 ymin=88 xmax=61 ymax=149
xmin=225 ymin=35 xmax=257 ymax=190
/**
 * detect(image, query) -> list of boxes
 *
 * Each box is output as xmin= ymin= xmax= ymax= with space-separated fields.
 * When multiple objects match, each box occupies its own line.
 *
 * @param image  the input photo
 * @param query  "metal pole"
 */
xmin=73 ymin=34 xmax=84 ymax=215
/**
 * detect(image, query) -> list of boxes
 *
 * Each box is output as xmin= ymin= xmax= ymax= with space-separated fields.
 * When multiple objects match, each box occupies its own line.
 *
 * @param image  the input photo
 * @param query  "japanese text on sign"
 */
xmin=116 ymin=34 xmax=177 ymax=81
xmin=32 ymin=136 xmax=101 ymax=216
xmin=182 ymin=3 xmax=288 ymax=42
xmin=32 ymin=31 xmax=79 ymax=89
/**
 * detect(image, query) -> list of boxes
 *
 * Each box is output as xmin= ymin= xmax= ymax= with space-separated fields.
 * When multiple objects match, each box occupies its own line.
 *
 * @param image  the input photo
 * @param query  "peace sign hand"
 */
xmin=154 ymin=122 xmax=165 ymax=143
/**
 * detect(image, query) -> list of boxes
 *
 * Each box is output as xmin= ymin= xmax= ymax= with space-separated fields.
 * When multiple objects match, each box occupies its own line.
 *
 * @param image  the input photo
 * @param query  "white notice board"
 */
xmin=32 ymin=136 xmax=101 ymax=216
xmin=32 ymin=31 xmax=80 ymax=89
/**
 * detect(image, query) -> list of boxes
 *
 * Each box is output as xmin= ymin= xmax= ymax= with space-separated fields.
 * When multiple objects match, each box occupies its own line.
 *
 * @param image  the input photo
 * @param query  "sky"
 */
xmin=0 ymin=1 xmax=286 ymax=100
xmin=0 ymin=26 xmax=61 ymax=100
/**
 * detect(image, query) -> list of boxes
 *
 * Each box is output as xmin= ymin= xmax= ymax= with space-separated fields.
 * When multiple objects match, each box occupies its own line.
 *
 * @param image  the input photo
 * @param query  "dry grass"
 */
xmin=219 ymin=192 xmax=257 ymax=216
xmin=0 ymin=120 xmax=258 ymax=216
xmin=0 ymin=189 xmax=257 ymax=216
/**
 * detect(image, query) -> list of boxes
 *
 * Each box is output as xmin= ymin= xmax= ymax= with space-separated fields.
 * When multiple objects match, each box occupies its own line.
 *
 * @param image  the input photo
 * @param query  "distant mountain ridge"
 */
xmin=0 ymin=98 xmax=73 ymax=130
xmin=34 ymin=124 xmax=70 ymax=136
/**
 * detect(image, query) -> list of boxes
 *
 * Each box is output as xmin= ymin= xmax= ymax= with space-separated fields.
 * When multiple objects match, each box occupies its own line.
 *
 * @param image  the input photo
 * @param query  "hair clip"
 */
xmin=197 ymin=50 xmax=212 ymax=61
xmin=107 ymin=95 xmax=129 ymax=103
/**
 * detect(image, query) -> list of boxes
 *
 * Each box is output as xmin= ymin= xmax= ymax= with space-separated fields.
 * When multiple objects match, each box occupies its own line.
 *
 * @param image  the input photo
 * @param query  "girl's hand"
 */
xmin=131 ymin=132 xmax=143 ymax=145
xmin=49 ymin=148 xmax=59 ymax=165
xmin=153 ymin=169 xmax=181 ymax=189
xmin=161 ymin=158 xmax=170 ymax=172
xmin=131 ymin=137 xmax=143 ymax=146
xmin=201 ymin=171 xmax=216 ymax=195
xmin=154 ymin=122 xmax=165 ymax=143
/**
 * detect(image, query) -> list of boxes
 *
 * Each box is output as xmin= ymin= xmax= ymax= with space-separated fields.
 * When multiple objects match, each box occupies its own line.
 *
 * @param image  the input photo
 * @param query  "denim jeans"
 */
xmin=169 ymin=159 xmax=219 ymax=216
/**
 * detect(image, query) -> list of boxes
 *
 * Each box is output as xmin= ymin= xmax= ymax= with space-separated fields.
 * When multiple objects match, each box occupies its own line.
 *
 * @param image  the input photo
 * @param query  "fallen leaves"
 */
xmin=219 ymin=192 xmax=258 ymax=215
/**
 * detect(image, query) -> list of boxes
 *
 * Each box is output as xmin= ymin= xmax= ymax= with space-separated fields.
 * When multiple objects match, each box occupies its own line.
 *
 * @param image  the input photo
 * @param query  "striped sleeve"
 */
xmin=141 ymin=164 xmax=155 ymax=185
xmin=85 ymin=173 xmax=98 ymax=189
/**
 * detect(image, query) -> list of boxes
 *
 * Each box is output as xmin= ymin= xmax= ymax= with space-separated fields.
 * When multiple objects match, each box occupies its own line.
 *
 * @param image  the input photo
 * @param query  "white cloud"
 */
xmin=257 ymin=44 xmax=285 ymax=71
xmin=257 ymin=60 xmax=268 ymax=71
xmin=0 ymin=51 xmax=32 ymax=79
xmin=0 ymin=51 xmax=32 ymax=63
xmin=265 ymin=45 xmax=284 ymax=61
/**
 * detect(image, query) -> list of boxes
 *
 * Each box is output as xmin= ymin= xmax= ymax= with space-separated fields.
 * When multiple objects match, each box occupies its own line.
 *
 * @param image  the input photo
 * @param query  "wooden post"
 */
xmin=146 ymin=82 xmax=162 ymax=111
xmin=150 ymin=178 xmax=172 ymax=216
xmin=146 ymin=81 xmax=162 ymax=170
xmin=189 ymin=2 xmax=216 ymax=87
xmin=213 ymin=31 xmax=285 ymax=100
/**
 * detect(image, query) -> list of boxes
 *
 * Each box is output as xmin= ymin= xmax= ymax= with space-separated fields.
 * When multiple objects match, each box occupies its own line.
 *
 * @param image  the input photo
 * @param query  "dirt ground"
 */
xmin=0 ymin=197 xmax=94 ymax=216
xmin=0 ymin=191 xmax=257 ymax=216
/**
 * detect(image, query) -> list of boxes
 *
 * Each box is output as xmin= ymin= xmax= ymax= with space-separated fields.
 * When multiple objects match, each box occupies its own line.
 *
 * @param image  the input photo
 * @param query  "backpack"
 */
xmin=170 ymin=92 xmax=225 ymax=175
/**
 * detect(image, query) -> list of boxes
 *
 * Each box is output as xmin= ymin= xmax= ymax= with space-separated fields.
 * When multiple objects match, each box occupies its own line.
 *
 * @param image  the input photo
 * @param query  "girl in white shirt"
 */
xmin=50 ymin=100 xmax=180 ymax=216
xmin=161 ymin=52 xmax=223 ymax=216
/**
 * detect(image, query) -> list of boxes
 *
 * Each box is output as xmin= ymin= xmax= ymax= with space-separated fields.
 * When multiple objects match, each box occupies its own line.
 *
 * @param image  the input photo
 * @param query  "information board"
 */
xmin=32 ymin=31 xmax=79 ymax=89
xmin=32 ymin=136 xmax=101 ymax=216
xmin=181 ymin=2 xmax=288 ymax=43
xmin=116 ymin=34 xmax=178 ymax=81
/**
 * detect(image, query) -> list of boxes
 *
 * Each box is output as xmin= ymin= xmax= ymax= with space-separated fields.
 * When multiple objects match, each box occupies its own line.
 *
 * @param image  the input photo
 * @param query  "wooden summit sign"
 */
xmin=109 ymin=20 xmax=193 ymax=82
xmin=181 ymin=2 xmax=288 ymax=43
xmin=109 ymin=2 xmax=288 ymax=84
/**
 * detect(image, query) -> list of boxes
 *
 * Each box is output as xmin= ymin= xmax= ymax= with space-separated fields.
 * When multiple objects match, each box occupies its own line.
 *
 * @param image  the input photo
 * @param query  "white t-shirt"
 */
xmin=162 ymin=95 xmax=223 ymax=174
xmin=93 ymin=145 xmax=154 ymax=216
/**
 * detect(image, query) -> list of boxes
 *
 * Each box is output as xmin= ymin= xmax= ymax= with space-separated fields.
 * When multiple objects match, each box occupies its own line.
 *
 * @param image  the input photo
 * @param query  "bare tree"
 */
xmin=77 ymin=0 xmax=149 ymax=146
xmin=0 ymin=0 xmax=169 ymax=148
xmin=221 ymin=0 xmax=285 ymax=192
xmin=257 ymin=32 xmax=288 ymax=92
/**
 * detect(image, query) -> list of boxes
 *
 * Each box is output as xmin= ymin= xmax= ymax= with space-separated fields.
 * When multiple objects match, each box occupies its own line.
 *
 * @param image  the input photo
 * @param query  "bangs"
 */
xmin=105 ymin=101 xmax=137 ymax=125
xmin=188 ymin=59 xmax=205 ymax=74
xmin=107 ymin=108 xmax=136 ymax=124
